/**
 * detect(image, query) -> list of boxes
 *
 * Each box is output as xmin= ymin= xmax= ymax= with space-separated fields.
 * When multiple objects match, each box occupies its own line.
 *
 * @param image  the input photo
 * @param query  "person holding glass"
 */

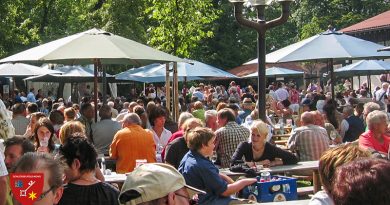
xmin=33 ymin=117 xmax=57 ymax=153
xmin=231 ymin=120 xmax=298 ymax=167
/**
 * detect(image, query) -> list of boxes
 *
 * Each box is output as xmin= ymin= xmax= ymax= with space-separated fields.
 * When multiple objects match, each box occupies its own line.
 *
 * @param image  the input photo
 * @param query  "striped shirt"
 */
xmin=287 ymin=125 xmax=330 ymax=161
xmin=11 ymin=115 xmax=29 ymax=136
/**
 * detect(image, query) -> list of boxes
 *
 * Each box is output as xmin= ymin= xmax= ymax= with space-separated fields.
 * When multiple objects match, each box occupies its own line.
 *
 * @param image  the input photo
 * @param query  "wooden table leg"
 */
xmin=313 ymin=169 xmax=321 ymax=193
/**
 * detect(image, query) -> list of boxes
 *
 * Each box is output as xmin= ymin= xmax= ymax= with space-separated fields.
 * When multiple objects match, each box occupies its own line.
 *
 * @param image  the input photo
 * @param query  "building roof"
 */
xmin=341 ymin=10 xmax=390 ymax=33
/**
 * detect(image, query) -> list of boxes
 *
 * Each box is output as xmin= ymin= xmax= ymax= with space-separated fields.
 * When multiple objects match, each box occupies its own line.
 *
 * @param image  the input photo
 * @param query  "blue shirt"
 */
xmin=179 ymin=150 xmax=233 ymax=205
xmin=27 ymin=92 xmax=36 ymax=103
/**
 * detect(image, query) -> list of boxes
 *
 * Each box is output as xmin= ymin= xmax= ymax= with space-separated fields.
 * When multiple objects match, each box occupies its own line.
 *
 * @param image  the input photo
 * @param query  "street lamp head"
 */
xmin=228 ymin=0 xmax=245 ymax=3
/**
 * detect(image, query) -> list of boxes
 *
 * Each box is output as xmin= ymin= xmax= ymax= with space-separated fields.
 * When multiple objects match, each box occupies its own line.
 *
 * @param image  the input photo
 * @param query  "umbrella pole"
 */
xmin=173 ymin=62 xmax=179 ymax=122
xmin=330 ymin=59 xmax=335 ymax=99
xmin=165 ymin=63 xmax=171 ymax=115
xmin=358 ymin=76 xmax=361 ymax=89
xmin=94 ymin=59 xmax=99 ymax=122
xmin=102 ymin=65 xmax=107 ymax=105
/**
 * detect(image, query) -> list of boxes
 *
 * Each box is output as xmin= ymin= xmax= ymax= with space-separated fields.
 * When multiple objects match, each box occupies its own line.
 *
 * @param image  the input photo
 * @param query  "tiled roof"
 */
xmin=341 ymin=10 xmax=390 ymax=33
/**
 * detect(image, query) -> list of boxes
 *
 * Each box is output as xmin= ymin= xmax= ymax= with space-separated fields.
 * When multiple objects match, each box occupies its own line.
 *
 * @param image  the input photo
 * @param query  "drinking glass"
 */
xmin=211 ymin=151 xmax=217 ymax=164
xmin=330 ymin=130 xmax=338 ymax=141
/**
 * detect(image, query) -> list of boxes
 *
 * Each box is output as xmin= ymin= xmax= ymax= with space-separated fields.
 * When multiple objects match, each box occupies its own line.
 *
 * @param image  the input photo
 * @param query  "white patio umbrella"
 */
xmin=265 ymin=31 xmax=390 ymax=63
xmin=243 ymin=67 xmax=304 ymax=78
xmin=335 ymin=60 xmax=390 ymax=76
xmin=378 ymin=46 xmax=390 ymax=52
xmin=0 ymin=63 xmax=62 ymax=77
xmin=248 ymin=31 xmax=390 ymax=97
xmin=0 ymin=28 xmax=186 ymax=121
xmin=24 ymin=65 xmax=115 ymax=82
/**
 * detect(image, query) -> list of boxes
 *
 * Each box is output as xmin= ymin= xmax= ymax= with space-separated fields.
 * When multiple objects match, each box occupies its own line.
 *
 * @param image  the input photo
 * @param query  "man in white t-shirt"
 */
xmin=0 ymin=154 xmax=8 ymax=205
xmin=275 ymin=82 xmax=289 ymax=101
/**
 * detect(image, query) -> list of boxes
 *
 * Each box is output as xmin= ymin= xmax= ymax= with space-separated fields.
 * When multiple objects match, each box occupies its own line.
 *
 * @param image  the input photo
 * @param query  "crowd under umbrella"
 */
xmin=334 ymin=60 xmax=390 ymax=91
xmin=263 ymin=30 xmax=390 ymax=98
xmin=0 ymin=28 xmax=186 ymax=121
xmin=242 ymin=67 xmax=304 ymax=78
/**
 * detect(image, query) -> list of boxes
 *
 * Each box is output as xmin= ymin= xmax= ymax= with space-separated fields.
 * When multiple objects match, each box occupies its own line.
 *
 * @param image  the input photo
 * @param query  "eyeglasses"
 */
xmin=174 ymin=192 xmax=198 ymax=205
xmin=37 ymin=186 xmax=56 ymax=201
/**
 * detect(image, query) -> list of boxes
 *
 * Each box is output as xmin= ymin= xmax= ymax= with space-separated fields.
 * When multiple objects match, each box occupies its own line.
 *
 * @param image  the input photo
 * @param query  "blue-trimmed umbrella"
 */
xmin=335 ymin=60 xmax=390 ymax=76
xmin=243 ymin=67 xmax=304 ymax=78
xmin=116 ymin=60 xmax=238 ymax=82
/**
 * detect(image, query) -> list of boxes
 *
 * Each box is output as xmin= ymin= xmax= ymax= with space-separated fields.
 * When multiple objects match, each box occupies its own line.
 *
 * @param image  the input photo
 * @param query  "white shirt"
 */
xmin=309 ymin=190 xmax=334 ymax=205
xmin=0 ymin=154 xmax=8 ymax=176
xmin=340 ymin=119 xmax=349 ymax=138
xmin=275 ymin=88 xmax=289 ymax=101
xmin=152 ymin=128 xmax=172 ymax=148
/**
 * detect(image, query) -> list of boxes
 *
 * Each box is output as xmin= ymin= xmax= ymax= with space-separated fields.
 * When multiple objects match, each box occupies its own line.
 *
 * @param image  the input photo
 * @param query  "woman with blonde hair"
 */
xmin=232 ymin=120 xmax=298 ymax=167
xmin=59 ymin=121 xmax=85 ymax=144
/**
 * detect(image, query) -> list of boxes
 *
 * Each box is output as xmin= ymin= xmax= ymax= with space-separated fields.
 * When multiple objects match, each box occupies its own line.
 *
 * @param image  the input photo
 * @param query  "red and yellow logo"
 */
xmin=10 ymin=173 xmax=44 ymax=205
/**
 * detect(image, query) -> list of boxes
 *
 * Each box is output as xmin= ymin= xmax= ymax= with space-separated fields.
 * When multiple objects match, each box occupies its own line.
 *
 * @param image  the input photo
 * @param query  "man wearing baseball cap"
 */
xmin=119 ymin=163 xmax=204 ymax=205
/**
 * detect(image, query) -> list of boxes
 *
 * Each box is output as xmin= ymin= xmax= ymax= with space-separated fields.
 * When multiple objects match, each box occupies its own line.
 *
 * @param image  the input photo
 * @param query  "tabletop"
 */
xmin=104 ymin=173 xmax=127 ymax=183
xmin=220 ymin=161 xmax=319 ymax=176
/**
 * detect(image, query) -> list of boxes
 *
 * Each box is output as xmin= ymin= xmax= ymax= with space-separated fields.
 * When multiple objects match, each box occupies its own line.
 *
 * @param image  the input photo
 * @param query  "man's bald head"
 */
xmin=301 ymin=111 xmax=315 ymax=125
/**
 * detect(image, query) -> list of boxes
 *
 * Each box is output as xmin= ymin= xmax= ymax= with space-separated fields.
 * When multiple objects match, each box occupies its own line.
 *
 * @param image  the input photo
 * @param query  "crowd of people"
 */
xmin=0 ymin=79 xmax=389 ymax=205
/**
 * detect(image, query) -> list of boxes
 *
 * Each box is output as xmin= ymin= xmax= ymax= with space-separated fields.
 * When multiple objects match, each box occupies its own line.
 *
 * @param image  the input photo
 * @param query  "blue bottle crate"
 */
xmin=241 ymin=175 xmax=298 ymax=202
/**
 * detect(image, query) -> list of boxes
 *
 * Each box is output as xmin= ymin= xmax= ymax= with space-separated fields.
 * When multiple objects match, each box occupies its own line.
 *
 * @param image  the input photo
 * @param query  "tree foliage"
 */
xmin=145 ymin=0 xmax=219 ymax=57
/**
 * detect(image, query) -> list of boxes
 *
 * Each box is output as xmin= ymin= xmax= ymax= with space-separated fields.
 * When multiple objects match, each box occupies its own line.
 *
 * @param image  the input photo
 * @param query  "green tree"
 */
xmin=294 ymin=0 xmax=390 ymax=39
xmin=146 ymin=0 xmax=219 ymax=57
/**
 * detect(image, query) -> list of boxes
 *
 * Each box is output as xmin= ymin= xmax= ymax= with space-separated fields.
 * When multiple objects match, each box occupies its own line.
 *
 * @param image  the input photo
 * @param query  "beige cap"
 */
xmin=119 ymin=163 xmax=205 ymax=205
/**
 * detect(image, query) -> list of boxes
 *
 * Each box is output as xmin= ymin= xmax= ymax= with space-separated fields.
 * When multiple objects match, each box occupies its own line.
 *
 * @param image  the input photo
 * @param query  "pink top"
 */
xmin=359 ymin=130 xmax=390 ymax=154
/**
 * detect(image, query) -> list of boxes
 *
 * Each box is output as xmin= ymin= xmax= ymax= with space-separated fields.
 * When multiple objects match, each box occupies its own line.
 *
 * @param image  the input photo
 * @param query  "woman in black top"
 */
xmin=58 ymin=135 xmax=119 ymax=205
xmin=231 ymin=120 xmax=298 ymax=167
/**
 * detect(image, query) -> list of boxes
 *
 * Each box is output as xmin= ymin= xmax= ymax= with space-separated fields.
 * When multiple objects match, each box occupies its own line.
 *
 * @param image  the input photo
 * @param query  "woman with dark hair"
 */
xmin=34 ymin=117 xmax=56 ymax=153
xmin=149 ymin=106 xmax=172 ymax=161
xmin=24 ymin=112 xmax=46 ymax=139
xmin=322 ymin=100 xmax=341 ymax=130
xmin=58 ymin=136 xmax=119 ymax=205
xmin=330 ymin=158 xmax=390 ymax=205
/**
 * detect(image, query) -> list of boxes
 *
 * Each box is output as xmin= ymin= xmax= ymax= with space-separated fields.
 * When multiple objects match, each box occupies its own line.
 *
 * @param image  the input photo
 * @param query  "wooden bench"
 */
xmin=297 ymin=186 xmax=314 ymax=196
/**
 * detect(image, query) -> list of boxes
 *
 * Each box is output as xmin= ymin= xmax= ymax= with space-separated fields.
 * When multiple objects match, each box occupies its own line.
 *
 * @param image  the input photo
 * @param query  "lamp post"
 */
xmin=229 ymin=0 xmax=293 ymax=121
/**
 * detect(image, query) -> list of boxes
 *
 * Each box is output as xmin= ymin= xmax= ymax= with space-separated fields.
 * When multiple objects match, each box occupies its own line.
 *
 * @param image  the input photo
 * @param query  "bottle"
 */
xmin=101 ymin=157 xmax=106 ymax=174
xmin=280 ymin=114 xmax=285 ymax=135
xmin=156 ymin=143 xmax=163 ymax=163
xmin=260 ymin=171 xmax=271 ymax=182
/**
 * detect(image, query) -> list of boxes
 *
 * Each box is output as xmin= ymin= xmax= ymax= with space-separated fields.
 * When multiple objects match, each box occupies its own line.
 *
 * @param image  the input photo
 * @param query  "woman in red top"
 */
xmin=359 ymin=110 xmax=390 ymax=155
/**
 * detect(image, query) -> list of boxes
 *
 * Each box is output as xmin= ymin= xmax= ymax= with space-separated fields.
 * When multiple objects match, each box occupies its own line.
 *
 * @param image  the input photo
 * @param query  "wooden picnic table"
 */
xmin=272 ymin=134 xmax=290 ymax=140
xmin=220 ymin=161 xmax=321 ymax=193
xmin=104 ymin=173 xmax=127 ymax=183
